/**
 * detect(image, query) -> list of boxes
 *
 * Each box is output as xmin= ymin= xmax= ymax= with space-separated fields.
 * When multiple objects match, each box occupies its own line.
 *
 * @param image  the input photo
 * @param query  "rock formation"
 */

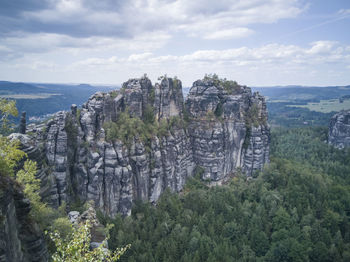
xmin=19 ymin=112 xmax=26 ymax=134
xmin=14 ymin=76 xmax=270 ymax=217
xmin=329 ymin=109 xmax=350 ymax=149
xmin=0 ymin=175 xmax=48 ymax=262
xmin=69 ymin=207 xmax=107 ymax=250
xmin=186 ymin=79 xmax=269 ymax=179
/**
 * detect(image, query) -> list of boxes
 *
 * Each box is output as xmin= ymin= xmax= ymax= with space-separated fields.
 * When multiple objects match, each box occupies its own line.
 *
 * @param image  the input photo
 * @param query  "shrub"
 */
xmin=143 ymin=104 xmax=155 ymax=125
xmin=104 ymin=110 xmax=156 ymax=147
xmin=104 ymin=108 xmax=188 ymax=148
xmin=49 ymin=219 xmax=130 ymax=262
xmin=214 ymin=102 xmax=223 ymax=118
xmin=110 ymin=90 xmax=119 ymax=99
xmin=246 ymin=104 xmax=260 ymax=128
xmin=203 ymin=74 xmax=241 ymax=95
xmin=0 ymin=98 xmax=18 ymax=134
xmin=0 ymin=136 xmax=26 ymax=176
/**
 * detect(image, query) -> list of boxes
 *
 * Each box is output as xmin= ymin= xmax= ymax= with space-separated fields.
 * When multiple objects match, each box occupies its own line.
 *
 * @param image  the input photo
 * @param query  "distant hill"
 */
xmin=252 ymin=85 xmax=350 ymax=102
xmin=251 ymin=85 xmax=350 ymax=127
xmin=0 ymin=81 xmax=117 ymax=122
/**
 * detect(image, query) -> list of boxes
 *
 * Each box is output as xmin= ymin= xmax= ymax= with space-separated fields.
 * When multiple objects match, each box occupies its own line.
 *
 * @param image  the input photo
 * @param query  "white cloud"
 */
xmin=1 ymin=1 xmax=348 ymax=86
xmin=338 ymin=9 xmax=350 ymax=15
xmin=58 ymin=41 xmax=350 ymax=86
xmin=69 ymin=41 xmax=350 ymax=68
xmin=0 ymin=45 xmax=11 ymax=52
xmin=0 ymin=31 xmax=171 ymax=58
xmin=56 ymin=0 xmax=83 ymax=13
xmin=127 ymin=52 xmax=153 ymax=62
xmin=8 ymin=0 xmax=305 ymax=40
xmin=307 ymin=41 xmax=337 ymax=55
xmin=71 ymin=57 xmax=117 ymax=67
xmin=203 ymin=28 xmax=254 ymax=40
xmin=0 ymin=0 xmax=306 ymax=66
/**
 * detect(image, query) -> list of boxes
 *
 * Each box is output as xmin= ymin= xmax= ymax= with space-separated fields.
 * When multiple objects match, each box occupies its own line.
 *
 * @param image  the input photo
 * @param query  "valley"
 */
xmin=1 ymin=1 xmax=350 ymax=260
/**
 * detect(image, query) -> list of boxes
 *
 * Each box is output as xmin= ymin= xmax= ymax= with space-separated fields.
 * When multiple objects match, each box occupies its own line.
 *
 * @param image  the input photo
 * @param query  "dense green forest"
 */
xmin=97 ymin=127 xmax=350 ymax=262
xmin=267 ymin=103 xmax=334 ymax=127
xmin=252 ymin=85 xmax=350 ymax=128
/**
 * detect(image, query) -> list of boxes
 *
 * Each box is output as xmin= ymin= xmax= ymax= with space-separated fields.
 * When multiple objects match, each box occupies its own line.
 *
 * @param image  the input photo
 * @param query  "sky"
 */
xmin=0 ymin=0 xmax=349 ymax=87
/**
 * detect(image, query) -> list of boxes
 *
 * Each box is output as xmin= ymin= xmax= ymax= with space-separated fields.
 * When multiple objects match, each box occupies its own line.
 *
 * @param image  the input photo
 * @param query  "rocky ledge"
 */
xmin=329 ymin=109 xmax=350 ymax=149
xmin=14 ymin=75 xmax=270 ymax=217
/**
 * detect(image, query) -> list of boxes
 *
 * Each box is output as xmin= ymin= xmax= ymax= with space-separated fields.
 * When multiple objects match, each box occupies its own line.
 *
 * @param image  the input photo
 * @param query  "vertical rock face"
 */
xmin=122 ymin=77 xmax=153 ymax=118
xmin=328 ymin=110 xmax=350 ymax=149
xmin=186 ymin=79 xmax=270 ymax=180
xmin=0 ymin=176 xmax=48 ymax=262
xmin=17 ymin=76 xmax=270 ymax=217
xmin=154 ymin=77 xmax=184 ymax=119
xmin=45 ymin=112 xmax=69 ymax=207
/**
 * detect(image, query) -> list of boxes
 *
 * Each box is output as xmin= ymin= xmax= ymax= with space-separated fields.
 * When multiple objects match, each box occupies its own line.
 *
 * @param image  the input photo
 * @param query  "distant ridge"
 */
xmin=0 ymin=80 xmax=118 ymax=122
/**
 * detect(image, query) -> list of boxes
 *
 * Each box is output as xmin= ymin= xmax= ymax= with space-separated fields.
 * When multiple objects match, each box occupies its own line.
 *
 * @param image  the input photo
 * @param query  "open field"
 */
xmin=287 ymin=99 xmax=350 ymax=113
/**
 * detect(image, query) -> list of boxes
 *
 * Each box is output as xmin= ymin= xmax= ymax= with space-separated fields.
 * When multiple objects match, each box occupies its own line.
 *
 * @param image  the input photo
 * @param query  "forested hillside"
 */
xmin=252 ymin=85 xmax=350 ymax=128
xmin=98 ymin=127 xmax=350 ymax=262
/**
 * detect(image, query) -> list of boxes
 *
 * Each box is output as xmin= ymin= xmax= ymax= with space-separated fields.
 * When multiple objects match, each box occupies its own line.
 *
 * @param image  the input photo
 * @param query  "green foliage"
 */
xmin=0 ymin=98 xmax=18 ymax=134
xmin=0 ymin=100 xmax=131 ymax=261
xmin=168 ymin=115 xmax=184 ymax=129
xmin=0 ymin=101 xmax=72 ymax=242
xmin=0 ymin=136 xmax=26 ymax=176
xmin=16 ymin=160 xmax=41 ymax=203
xmin=102 ymin=126 xmax=350 ymax=262
xmin=184 ymin=166 xmax=208 ymax=191
xmin=243 ymin=126 xmax=251 ymax=150
xmin=69 ymin=199 xmax=91 ymax=214
xmin=271 ymin=127 xmax=350 ymax=184
xmin=143 ymin=104 xmax=155 ymax=125
xmin=49 ymin=219 xmax=130 ymax=262
xmin=214 ymin=102 xmax=223 ymax=118
xmin=203 ymin=74 xmax=241 ymax=95
xmin=76 ymin=108 xmax=81 ymax=121
xmin=183 ymin=107 xmax=191 ymax=123
xmin=104 ymin=110 xmax=187 ymax=147
xmin=104 ymin=110 xmax=156 ymax=147
xmin=110 ymin=90 xmax=119 ymax=99
xmin=158 ymin=119 xmax=170 ymax=137
xmin=266 ymin=102 xmax=334 ymax=128
xmin=245 ymin=103 xmax=260 ymax=128
xmin=15 ymin=160 xmax=72 ymax=235
xmin=172 ymin=77 xmax=181 ymax=90
xmin=52 ymin=217 xmax=73 ymax=240
xmin=203 ymin=73 xmax=221 ymax=85
xmin=149 ymin=89 xmax=155 ymax=104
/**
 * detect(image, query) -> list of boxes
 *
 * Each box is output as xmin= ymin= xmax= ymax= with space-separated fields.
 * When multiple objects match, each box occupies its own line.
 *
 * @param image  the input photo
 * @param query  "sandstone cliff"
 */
xmin=329 ymin=109 xmax=350 ymax=149
xmin=0 ymin=176 xmax=48 ymax=262
xmin=17 ymin=76 xmax=270 ymax=216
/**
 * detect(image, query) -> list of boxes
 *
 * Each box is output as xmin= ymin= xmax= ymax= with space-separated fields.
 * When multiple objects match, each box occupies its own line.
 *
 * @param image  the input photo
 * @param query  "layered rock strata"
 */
xmin=15 ymin=76 xmax=270 ymax=216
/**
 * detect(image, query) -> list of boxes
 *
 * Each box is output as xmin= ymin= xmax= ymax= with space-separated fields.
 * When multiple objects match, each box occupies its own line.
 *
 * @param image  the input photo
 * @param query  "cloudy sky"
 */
xmin=0 ymin=0 xmax=349 ymax=86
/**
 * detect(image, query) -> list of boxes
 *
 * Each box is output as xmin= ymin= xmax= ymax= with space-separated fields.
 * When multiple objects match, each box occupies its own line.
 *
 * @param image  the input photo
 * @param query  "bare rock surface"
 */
xmin=15 ymin=76 xmax=270 ymax=217
xmin=329 ymin=110 xmax=350 ymax=149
